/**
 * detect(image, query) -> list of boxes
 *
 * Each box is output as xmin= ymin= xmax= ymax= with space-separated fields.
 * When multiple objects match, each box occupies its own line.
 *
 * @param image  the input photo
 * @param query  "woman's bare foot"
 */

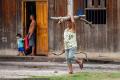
xmin=17 ymin=54 xmax=20 ymax=56
xmin=79 ymin=60 xmax=83 ymax=70
xmin=30 ymin=53 xmax=34 ymax=56
xmin=17 ymin=53 xmax=24 ymax=56
xmin=69 ymin=72 xmax=73 ymax=74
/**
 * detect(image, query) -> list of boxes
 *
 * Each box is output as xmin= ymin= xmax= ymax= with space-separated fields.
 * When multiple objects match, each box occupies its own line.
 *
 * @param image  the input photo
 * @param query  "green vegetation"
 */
xmin=32 ymin=72 xmax=120 ymax=80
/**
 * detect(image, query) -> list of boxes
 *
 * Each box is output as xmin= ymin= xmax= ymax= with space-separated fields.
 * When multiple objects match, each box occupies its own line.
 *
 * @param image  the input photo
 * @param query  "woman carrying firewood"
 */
xmin=63 ymin=15 xmax=83 ymax=74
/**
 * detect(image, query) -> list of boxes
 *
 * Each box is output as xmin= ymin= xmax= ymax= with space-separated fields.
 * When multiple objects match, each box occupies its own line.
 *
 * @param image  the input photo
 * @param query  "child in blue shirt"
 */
xmin=16 ymin=33 xmax=25 ymax=56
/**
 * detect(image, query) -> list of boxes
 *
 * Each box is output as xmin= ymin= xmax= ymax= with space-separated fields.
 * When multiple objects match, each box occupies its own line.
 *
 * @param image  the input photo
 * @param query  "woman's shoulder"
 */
xmin=69 ymin=29 xmax=76 ymax=33
xmin=64 ymin=28 xmax=76 ymax=33
xmin=64 ymin=28 xmax=69 ymax=32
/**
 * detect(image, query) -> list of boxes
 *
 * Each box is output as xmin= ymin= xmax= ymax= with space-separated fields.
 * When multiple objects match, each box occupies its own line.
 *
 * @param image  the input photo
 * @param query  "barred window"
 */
xmin=85 ymin=0 xmax=106 ymax=24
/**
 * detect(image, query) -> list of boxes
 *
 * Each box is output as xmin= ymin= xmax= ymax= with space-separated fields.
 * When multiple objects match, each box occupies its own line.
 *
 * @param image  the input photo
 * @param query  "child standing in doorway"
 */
xmin=16 ymin=33 xmax=25 ymax=56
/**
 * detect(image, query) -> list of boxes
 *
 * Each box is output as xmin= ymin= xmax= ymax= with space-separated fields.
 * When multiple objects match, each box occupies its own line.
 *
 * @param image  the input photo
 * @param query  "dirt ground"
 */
xmin=0 ymin=62 xmax=120 ymax=79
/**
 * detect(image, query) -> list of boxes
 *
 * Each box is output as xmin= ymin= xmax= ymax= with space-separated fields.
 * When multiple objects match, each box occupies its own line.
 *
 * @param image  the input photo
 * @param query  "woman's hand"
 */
xmin=27 ymin=33 xmax=31 ymax=39
xmin=69 ymin=15 xmax=76 ymax=32
xmin=68 ymin=15 xmax=75 ymax=23
xmin=70 ymin=15 xmax=75 ymax=23
xmin=28 ymin=35 xmax=31 ymax=39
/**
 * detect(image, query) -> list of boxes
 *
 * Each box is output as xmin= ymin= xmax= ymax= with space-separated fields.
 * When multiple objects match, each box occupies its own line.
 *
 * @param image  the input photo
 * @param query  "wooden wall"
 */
xmin=48 ymin=0 xmax=120 ymax=53
xmin=48 ymin=0 xmax=67 ymax=51
xmin=0 ymin=0 xmax=21 ymax=50
xmin=117 ymin=0 xmax=120 ymax=52
xmin=0 ymin=0 xmax=120 ymax=53
xmin=74 ymin=0 xmax=108 ymax=52
xmin=73 ymin=0 xmax=119 ymax=52
xmin=0 ymin=0 xmax=3 ymax=49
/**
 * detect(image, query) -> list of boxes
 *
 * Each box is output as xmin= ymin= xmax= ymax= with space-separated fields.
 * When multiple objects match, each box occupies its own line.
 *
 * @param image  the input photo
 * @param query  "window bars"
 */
xmin=78 ymin=0 xmax=107 ymax=24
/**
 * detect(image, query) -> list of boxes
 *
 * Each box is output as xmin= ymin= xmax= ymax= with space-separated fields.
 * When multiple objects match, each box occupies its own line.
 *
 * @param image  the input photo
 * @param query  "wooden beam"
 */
xmin=50 ymin=15 xmax=85 ymax=20
xmin=67 ymin=0 xmax=74 ymax=15
xmin=51 ymin=15 xmax=85 ymax=24
xmin=50 ymin=15 xmax=93 ymax=28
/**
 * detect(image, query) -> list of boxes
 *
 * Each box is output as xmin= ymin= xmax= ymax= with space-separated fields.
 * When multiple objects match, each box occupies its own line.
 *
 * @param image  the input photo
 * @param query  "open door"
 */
xmin=22 ymin=0 xmax=48 ymax=56
xmin=36 ymin=0 xmax=48 ymax=55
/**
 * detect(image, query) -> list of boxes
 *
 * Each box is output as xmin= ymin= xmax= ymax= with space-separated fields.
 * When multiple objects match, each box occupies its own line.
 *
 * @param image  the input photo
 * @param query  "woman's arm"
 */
xmin=70 ymin=15 xmax=76 ymax=32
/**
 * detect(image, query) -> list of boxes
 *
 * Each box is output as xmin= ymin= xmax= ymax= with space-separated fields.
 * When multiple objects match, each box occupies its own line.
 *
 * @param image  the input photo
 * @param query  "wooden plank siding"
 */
xmin=107 ymin=0 xmax=118 ymax=52
xmin=73 ymin=0 xmax=119 ymax=53
xmin=48 ymin=0 xmax=67 ymax=51
xmin=0 ymin=0 xmax=3 ymax=49
xmin=117 ymin=0 xmax=120 ymax=52
xmin=0 ymin=0 xmax=18 ymax=50
xmin=112 ymin=0 xmax=118 ymax=52
xmin=0 ymin=0 xmax=22 ymax=50
xmin=0 ymin=0 xmax=120 ymax=54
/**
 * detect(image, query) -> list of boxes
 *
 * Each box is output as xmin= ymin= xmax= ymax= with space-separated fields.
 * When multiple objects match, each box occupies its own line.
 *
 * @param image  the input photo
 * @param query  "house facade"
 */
xmin=0 ymin=0 xmax=120 ymax=55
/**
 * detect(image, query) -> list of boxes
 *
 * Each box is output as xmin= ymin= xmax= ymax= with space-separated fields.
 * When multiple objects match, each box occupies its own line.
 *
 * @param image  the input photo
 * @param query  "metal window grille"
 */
xmin=84 ymin=0 xmax=106 ymax=24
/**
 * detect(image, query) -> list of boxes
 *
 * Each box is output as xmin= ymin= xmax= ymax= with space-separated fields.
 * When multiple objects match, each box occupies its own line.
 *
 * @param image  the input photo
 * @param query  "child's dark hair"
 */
xmin=16 ymin=33 xmax=22 ymax=38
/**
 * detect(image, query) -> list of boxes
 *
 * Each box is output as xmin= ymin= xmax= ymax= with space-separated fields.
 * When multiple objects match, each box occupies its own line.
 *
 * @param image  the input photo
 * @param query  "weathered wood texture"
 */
xmin=0 ymin=0 xmax=21 ymax=50
xmin=0 ymin=0 xmax=120 ymax=53
xmin=0 ymin=0 xmax=3 ymax=49
xmin=48 ymin=0 xmax=67 ymax=51
xmin=107 ymin=0 xmax=118 ymax=52
xmin=73 ymin=0 xmax=119 ymax=52
xmin=117 ymin=0 xmax=120 ymax=52
xmin=49 ymin=0 xmax=120 ymax=53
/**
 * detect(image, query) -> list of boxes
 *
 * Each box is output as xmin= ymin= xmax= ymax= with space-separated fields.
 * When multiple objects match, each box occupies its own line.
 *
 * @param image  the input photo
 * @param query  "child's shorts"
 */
xmin=65 ymin=47 xmax=77 ymax=64
xmin=18 ymin=47 xmax=24 ymax=52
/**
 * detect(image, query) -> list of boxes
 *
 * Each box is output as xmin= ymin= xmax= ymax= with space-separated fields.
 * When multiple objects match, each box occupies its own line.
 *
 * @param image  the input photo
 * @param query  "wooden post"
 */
xmin=67 ymin=0 xmax=74 ymax=15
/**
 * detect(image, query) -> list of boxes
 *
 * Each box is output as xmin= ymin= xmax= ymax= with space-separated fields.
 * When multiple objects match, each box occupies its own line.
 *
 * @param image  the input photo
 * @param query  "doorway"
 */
xmin=22 ymin=0 xmax=48 ymax=55
xmin=26 ymin=2 xmax=36 ymax=34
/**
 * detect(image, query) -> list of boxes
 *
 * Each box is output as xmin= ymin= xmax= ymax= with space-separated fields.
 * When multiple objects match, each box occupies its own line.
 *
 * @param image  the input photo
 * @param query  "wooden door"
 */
xmin=36 ymin=0 xmax=48 ymax=55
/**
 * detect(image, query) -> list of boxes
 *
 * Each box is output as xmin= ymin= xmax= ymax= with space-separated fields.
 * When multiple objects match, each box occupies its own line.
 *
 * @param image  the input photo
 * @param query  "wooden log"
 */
xmin=50 ymin=15 xmax=94 ymax=28
xmin=50 ymin=15 xmax=85 ymax=24
xmin=50 ymin=15 xmax=86 ymax=20
xmin=67 ymin=0 xmax=73 ymax=15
